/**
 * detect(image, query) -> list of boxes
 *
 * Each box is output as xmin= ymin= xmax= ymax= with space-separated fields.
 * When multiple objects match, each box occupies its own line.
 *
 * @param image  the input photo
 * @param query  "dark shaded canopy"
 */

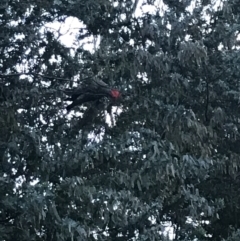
xmin=1 ymin=0 xmax=240 ymax=240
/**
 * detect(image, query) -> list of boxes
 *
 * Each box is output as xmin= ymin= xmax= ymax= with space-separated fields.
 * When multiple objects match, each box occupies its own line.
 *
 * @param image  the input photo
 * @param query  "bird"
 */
xmin=63 ymin=78 xmax=121 ymax=111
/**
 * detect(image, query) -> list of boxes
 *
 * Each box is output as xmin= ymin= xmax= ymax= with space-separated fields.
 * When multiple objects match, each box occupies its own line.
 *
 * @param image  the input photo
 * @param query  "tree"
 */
xmin=1 ymin=0 xmax=240 ymax=240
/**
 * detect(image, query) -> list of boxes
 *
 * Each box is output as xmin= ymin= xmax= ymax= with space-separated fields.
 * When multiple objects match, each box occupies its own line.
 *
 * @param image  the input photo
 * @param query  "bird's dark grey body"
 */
xmin=64 ymin=79 xmax=117 ymax=111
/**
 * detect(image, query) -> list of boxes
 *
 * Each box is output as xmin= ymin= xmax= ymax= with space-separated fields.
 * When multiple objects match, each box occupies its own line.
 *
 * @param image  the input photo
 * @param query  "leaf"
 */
xmin=137 ymin=180 xmax=142 ymax=191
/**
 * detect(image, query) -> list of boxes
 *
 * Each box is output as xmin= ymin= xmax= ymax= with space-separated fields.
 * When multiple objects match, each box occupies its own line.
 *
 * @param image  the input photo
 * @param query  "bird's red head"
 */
xmin=110 ymin=89 xmax=121 ymax=99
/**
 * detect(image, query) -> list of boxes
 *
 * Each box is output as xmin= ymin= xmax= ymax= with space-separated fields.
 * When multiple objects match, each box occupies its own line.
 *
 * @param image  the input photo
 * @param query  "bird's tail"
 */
xmin=66 ymin=103 xmax=74 ymax=112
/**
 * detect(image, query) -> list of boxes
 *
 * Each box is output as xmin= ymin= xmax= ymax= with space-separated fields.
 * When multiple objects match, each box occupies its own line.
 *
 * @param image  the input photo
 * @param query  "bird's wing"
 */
xmin=66 ymin=92 xmax=107 ymax=111
xmin=63 ymin=86 xmax=86 ymax=100
xmin=64 ymin=78 xmax=110 ymax=102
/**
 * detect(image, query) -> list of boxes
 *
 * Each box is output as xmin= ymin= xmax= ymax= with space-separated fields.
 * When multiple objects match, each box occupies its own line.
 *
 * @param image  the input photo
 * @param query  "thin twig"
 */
xmin=0 ymin=72 xmax=94 ymax=82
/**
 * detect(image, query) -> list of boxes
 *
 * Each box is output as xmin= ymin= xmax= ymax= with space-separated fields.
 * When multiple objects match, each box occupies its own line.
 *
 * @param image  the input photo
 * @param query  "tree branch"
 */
xmin=0 ymin=72 xmax=94 ymax=83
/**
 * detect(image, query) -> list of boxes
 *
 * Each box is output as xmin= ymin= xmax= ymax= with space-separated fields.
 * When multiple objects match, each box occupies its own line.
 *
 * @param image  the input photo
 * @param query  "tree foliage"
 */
xmin=1 ymin=0 xmax=240 ymax=240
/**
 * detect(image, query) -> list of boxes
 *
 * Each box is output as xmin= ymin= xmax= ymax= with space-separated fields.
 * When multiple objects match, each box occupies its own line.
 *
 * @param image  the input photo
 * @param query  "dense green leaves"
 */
xmin=1 ymin=0 xmax=240 ymax=240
